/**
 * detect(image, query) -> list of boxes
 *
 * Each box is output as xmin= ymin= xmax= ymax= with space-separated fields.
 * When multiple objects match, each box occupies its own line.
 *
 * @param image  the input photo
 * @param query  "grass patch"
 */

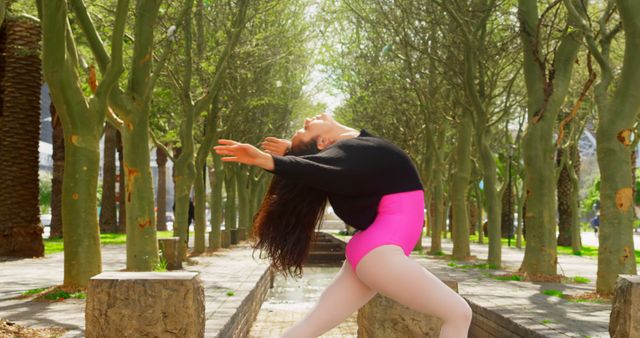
xmin=493 ymin=274 xmax=523 ymax=281
xmin=42 ymin=290 xmax=86 ymax=301
xmin=21 ymin=286 xmax=87 ymax=302
xmin=226 ymin=290 xmax=235 ymax=296
xmin=543 ymin=289 xmax=564 ymax=297
xmin=459 ymin=234 xmax=640 ymax=262
xmin=44 ymin=231 xmax=190 ymax=255
xmin=572 ymin=276 xmax=590 ymax=284
xmin=542 ymin=289 xmax=610 ymax=303
xmin=557 ymin=245 xmax=598 ymax=257
xmin=20 ymin=287 xmax=49 ymax=296
xmin=154 ymin=255 xmax=168 ymax=272
xmin=447 ymin=262 xmax=497 ymax=270
xmin=541 ymin=319 xmax=554 ymax=324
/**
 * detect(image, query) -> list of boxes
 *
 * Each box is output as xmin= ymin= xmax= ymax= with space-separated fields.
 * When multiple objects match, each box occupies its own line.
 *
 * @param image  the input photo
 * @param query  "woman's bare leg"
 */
xmin=355 ymin=245 xmax=472 ymax=338
xmin=280 ymin=260 xmax=377 ymax=338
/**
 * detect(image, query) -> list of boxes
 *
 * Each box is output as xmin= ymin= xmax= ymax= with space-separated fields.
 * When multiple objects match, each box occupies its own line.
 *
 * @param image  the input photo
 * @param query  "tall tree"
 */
xmin=517 ymin=0 xmax=583 ymax=276
xmin=564 ymin=0 xmax=639 ymax=294
xmin=154 ymin=0 xmax=250 ymax=256
xmin=41 ymin=0 xmax=126 ymax=286
xmin=69 ymin=0 xmax=192 ymax=269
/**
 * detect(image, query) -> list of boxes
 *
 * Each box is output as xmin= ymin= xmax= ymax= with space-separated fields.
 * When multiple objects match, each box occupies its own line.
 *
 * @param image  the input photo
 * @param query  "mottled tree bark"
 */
xmin=556 ymin=144 xmax=579 ymax=246
xmin=100 ymin=123 xmax=118 ymax=233
xmin=564 ymin=0 xmax=640 ymax=294
xmin=42 ymin=0 xmax=126 ymax=285
xmin=518 ymin=0 xmax=582 ymax=276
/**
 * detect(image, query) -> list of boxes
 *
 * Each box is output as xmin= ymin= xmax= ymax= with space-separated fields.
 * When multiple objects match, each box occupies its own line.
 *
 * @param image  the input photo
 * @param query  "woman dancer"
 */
xmin=213 ymin=113 xmax=472 ymax=338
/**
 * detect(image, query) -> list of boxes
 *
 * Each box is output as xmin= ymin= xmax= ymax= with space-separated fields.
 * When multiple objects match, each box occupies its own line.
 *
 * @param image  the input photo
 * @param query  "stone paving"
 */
xmin=248 ymin=231 xmax=612 ymax=338
xmin=0 ymin=240 xmax=271 ymax=337
xmin=248 ymin=267 xmax=358 ymax=338
xmin=0 ymin=230 xmax=630 ymax=338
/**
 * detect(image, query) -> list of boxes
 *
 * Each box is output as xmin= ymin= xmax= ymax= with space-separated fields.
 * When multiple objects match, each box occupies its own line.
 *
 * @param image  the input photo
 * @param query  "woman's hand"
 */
xmin=213 ymin=139 xmax=275 ymax=170
xmin=260 ymin=137 xmax=291 ymax=156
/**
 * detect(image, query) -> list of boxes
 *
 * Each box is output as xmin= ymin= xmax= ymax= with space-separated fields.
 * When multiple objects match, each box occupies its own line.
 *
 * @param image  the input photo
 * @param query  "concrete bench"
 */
xmin=610 ymin=274 xmax=640 ymax=338
xmin=85 ymin=271 xmax=204 ymax=338
xmin=158 ymin=237 xmax=181 ymax=270
xmin=357 ymin=272 xmax=458 ymax=338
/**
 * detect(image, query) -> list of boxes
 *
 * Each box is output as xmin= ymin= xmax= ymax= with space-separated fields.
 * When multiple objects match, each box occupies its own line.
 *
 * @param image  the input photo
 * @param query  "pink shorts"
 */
xmin=345 ymin=189 xmax=425 ymax=272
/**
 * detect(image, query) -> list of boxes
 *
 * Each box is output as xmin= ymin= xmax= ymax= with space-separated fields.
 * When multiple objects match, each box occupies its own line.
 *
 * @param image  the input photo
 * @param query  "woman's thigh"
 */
xmin=354 ymin=244 xmax=470 ymax=321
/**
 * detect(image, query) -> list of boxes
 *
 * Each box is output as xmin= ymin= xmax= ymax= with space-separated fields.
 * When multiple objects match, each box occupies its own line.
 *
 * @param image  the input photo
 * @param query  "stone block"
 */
xmin=610 ymin=274 xmax=640 ymax=338
xmin=357 ymin=275 xmax=458 ymax=338
xmin=158 ymin=237 xmax=181 ymax=270
xmin=85 ymin=271 xmax=204 ymax=338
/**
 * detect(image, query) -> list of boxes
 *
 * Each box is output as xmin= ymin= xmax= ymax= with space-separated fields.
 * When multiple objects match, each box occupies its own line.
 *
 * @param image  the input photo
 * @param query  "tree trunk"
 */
xmin=517 ymin=0 xmax=582 ymax=276
xmin=478 ymin=136 xmax=502 ymax=268
xmin=501 ymin=177 xmax=514 ymax=238
xmin=121 ymin=113 xmax=159 ymax=270
xmin=429 ymin=130 xmax=445 ymax=254
xmin=117 ymin=130 xmax=126 ymax=233
xmin=173 ymin=142 xmax=196 ymax=259
xmin=593 ymin=0 xmax=640 ymax=295
xmin=99 ymin=123 xmax=118 ymax=233
xmin=556 ymin=144 xmax=579 ymax=246
xmin=236 ymin=169 xmax=249 ymax=241
xmin=0 ymin=16 xmax=44 ymax=257
xmin=224 ymin=169 xmax=237 ymax=245
xmin=475 ymin=183 xmax=484 ymax=244
xmin=193 ymin=164 xmax=206 ymax=253
xmin=451 ymin=112 xmax=473 ymax=260
xmin=208 ymin=154 xmax=223 ymax=250
xmin=50 ymin=98 xmax=64 ymax=238
xmin=42 ymin=0 xmax=117 ymax=286
xmin=155 ymin=147 xmax=168 ymax=231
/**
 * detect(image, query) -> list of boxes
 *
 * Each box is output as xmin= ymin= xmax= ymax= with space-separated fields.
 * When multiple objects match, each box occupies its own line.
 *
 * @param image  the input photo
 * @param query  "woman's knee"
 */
xmin=447 ymin=297 xmax=473 ymax=324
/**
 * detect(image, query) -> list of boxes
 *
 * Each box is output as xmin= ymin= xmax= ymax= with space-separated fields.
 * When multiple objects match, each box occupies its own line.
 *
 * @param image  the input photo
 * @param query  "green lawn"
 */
xmin=44 ymin=231 xmax=185 ymax=255
xmin=468 ymin=233 xmax=640 ymax=262
xmin=329 ymin=231 xmax=640 ymax=263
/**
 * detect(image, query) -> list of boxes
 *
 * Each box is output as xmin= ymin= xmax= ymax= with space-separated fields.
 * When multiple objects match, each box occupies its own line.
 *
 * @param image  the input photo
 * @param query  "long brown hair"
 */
xmin=250 ymin=137 xmax=328 ymax=278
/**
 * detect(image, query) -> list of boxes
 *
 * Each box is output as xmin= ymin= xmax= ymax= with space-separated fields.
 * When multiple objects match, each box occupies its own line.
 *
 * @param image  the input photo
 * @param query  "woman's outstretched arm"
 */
xmin=213 ymin=139 xmax=275 ymax=170
xmin=213 ymin=139 xmax=365 ymax=195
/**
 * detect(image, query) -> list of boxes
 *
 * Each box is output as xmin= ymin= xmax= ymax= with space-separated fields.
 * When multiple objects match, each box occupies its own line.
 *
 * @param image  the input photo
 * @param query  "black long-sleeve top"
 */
xmin=265 ymin=129 xmax=424 ymax=230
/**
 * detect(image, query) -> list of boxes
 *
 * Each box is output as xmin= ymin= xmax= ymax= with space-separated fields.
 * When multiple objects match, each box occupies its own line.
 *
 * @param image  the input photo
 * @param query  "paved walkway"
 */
xmin=246 ymin=231 xmax=613 ymax=338
xmin=0 ymin=241 xmax=271 ymax=337
xmin=418 ymin=236 xmax=611 ymax=338
xmin=0 ymin=231 xmax=628 ymax=338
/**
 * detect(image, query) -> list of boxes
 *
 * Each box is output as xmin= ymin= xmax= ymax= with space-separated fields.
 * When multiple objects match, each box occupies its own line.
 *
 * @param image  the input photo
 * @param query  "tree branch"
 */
xmin=69 ymin=0 xmax=110 ymax=72
xmin=150 ymin=130 xmax=175 ymax=162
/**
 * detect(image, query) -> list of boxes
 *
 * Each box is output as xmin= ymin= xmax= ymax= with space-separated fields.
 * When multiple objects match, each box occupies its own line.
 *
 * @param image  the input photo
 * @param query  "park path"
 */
xmin=419 ymin=236 xmax=613 ymax=338
xmin=0 ymin=231 xmax=634 ymax=337
xmin=0 ymin=240 xmax=271 ymax=337
xmin=246 ymin=231 xmax=618 ymax=338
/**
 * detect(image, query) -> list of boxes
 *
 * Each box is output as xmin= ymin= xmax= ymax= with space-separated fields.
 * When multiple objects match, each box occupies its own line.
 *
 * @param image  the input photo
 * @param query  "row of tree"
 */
xmin=319 ymin=0 xmax=638 ymax=295
xmin=0 ymin=0 xmax=322 ymax=288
